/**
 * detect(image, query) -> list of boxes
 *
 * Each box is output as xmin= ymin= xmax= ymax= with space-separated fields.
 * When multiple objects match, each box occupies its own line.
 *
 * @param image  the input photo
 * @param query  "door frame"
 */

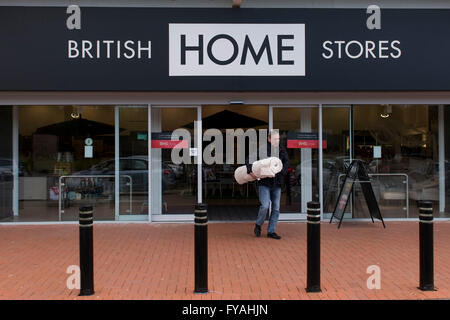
xmin=269 ymin=104 xmax=319 ymax=220
xmin=270 ymin=104 xmax=353 ymax=221
xmin=116 ymin=105 xmax=149 ymax=221
xmin=321 ymin=105 xmax=353 ymax=221
xmin=149 ymin=104 xmax=201 ymax=222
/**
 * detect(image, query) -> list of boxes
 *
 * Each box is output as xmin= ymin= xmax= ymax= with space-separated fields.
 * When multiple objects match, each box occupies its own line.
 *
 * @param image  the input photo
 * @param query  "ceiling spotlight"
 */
xmin=71 ymin=106 xmax=82 ymax=119
xmin=380 ymin=104 xmax=392 ymax=119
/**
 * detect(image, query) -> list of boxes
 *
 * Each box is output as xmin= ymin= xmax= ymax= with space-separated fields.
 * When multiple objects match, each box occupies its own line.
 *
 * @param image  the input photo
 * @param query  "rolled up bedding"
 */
xmin=234 ymin=166 xmax=255 ymax=185
xmin=234 ymin=157 xmax=283 ymax=185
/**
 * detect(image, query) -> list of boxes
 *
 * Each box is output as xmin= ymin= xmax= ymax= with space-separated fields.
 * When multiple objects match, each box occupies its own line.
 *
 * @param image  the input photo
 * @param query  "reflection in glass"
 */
xmin=151 ymin=107 xmax=197 ymax=215
xmin=273 ymin=107 xmax=319 ymax=214
xmin=200 ymin=105 xmax=269 ymax=221
xmin=18 ymin=106 xmax=116 ymax=222
xmin=322 ymin=107 xmax=351 ymax=215
xmin=354 ymin=105 xmax=440 ymax=218
xmin=119 ymin=107 xmax=149 ymax=217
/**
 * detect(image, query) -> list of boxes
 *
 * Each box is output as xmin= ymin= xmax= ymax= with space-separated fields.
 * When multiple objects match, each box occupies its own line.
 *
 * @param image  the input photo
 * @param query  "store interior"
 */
xmin=0 ymin=104 xmax=447 ymax=222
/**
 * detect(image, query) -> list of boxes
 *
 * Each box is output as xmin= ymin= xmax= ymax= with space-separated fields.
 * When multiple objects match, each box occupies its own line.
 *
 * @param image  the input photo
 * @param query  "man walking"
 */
xmin=245 ymin=130 xmax=290 ymax=239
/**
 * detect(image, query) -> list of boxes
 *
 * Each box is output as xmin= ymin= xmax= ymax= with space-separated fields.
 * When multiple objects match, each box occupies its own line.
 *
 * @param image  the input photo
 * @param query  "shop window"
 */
xmin=354 ymin=105 xmax=441 ymax=218
xmin=18 ymin=106 xmax=116 ymax=222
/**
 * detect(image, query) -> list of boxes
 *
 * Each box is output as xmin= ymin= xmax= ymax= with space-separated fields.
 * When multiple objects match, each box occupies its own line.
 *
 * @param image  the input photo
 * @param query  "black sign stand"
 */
xmin=330 ymin=160 xmax=386 ymax=229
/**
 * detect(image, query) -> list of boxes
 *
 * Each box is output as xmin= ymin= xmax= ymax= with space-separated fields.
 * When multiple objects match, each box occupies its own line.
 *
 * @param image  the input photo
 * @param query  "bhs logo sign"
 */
xmin=169 ymin=24 xmax=305 ymax=76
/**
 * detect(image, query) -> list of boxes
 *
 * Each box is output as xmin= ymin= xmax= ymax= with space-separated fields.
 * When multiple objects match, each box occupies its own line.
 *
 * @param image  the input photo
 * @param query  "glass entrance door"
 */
xmin=271 ymin=106 xmax=319 ymax=219
xmin=271 ymin=105 xmax=352 ymax=219
xmin=150 ymin=106 xmax=200 ymax=221
xmin=201 ymin=105 xmax=269 ymax=221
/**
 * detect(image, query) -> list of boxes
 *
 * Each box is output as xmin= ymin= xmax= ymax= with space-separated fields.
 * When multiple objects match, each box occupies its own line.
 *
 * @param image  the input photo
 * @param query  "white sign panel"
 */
xmin=169 ymin=23 xmax=306 ymax=76
xmin=373 ymin=146 xmax=381 ymax=159
xmin=189 ymin=148 xmax=198 ymax=157
xmin=84 ymin=146 xmax=93 ymax=158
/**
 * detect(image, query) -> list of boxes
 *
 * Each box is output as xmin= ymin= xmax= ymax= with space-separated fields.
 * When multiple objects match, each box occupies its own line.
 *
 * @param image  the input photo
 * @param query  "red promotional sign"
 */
xmin=151 ymin=132 xmax=189 ymax=149
xmin=151 ymin=140 xmax=188 ymax=149
xmin=287 ymin=140 xmax=327 ymax=149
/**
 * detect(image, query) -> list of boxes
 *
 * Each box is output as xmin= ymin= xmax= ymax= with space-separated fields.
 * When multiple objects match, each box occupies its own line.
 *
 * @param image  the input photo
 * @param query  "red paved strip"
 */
xmin=0 ymin=221 xmax=449 ymax=300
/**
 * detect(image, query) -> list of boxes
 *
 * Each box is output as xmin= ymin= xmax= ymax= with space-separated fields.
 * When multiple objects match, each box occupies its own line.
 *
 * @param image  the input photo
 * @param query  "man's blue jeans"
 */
xmin=256 ymin=185 xmax=281 ymax=233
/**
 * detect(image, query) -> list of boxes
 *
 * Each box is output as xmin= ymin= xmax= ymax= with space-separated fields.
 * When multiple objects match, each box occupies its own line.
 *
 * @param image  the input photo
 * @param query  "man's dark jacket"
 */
xmin=245 ymin=142 xmax=290 ymax=188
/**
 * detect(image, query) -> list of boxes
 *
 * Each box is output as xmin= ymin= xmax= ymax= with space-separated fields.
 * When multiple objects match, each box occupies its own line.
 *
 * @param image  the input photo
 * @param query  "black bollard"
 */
xmin=194 ymin=203 xmax=208 ymax=294
xmin=306 ymin=201 xmax=321 ymax=293
xmin=79 ymin=206 xmax=94 ymax=296
xmin=418 ymin=201 xmax=435 ymax=291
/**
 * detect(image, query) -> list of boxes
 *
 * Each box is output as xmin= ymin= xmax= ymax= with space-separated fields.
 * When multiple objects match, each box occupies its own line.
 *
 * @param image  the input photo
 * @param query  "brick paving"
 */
xmin=0 ymin=221 xmax=449 ymax=300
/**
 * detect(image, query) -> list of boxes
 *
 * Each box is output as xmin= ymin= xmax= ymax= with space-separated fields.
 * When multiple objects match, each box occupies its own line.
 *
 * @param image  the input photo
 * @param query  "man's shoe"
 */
xmin=254 ymin=224 xmax=261 ymax=237
xmin=267 ymin=232 xmax=281 ymax=240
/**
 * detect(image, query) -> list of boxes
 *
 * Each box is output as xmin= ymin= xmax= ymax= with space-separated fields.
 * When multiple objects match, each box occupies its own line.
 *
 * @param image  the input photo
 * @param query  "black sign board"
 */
xmin=0 ymin=7 xmax=450 ymax=91
xmin=286 ymin=132 xmax=327 ymax=149
xmin=330 ymin=160 xmax=385 ymax=228
xmin=151 ymin=132 xmax=175 ymax=141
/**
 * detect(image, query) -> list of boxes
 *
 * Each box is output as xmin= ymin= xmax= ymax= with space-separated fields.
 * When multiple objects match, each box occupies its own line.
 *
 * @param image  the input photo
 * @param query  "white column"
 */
xmin=114 ymin=106 xmax=120 ymax=220
xmin=269 ymin=106 xmax=273 ymax=131
xmin=151 ymin=108 xmax=162 ymax=215
xmin=13 ymin=106 xmax=19 ymax=217
xmin=349 ymin=106 xmax=353 ymax=161
xmin=301 ymin=108 xmax=312 ymax=213
xmin=196 ymin=106 xmax=202 ymax=204
xmin=318 ymin=104 xmax=323 ymax=219
xmin=439 ymin=105 xmax=445 ymax=213
xmin=148 ymin=104 xmax=152 ymax=222
xmin=349 ymin=106 xmax=353 ymax=217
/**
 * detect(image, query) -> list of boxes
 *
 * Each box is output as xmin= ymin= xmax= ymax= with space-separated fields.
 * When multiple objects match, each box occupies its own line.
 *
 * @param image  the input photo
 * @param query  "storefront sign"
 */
xmin=0 ymin=7 xmax=449 ymax=91
xmin=287 ymin=132 xmax=327 ymax=149
xmin=169 ymin=24 xmax=305 ymax=76
xmin=151 ymin=132 xmax=188 ymax=149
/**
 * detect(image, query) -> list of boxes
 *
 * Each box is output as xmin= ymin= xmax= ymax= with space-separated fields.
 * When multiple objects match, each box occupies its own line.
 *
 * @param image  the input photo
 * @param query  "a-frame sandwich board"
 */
xmin=330 ymin=160 xmax=386 ymax=229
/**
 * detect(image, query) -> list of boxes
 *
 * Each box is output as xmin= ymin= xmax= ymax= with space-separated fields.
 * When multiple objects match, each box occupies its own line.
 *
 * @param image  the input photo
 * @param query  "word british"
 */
xmin=67 ymin=40 xmax=152 ymax=59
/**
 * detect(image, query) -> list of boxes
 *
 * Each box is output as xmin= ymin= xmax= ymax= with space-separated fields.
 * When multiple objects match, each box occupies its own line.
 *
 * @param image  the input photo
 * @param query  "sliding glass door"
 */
xmin=271 ymin=106 xmax=319 ymax=218
xmin=117 ymin=106 xmax=149 ymax=220
xmin=150 ymin=106 xmax=200 ymax=221
xmin=321 ymin=105 xmax=352 ymax=219
xmin=270 ymin=105 xmax=352 ymax=220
